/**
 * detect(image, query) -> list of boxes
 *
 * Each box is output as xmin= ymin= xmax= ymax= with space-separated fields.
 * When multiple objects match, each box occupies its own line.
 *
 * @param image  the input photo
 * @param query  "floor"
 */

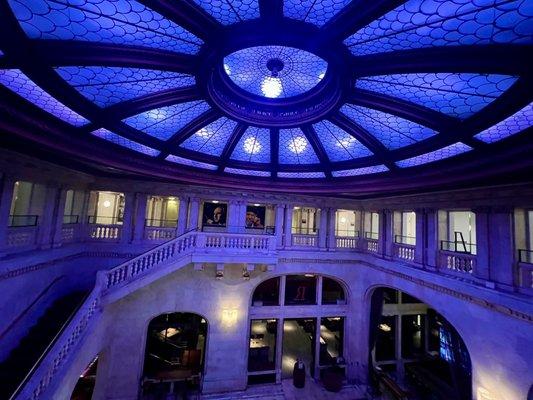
xmin=200 ymin=380 xmax=366 ymax=400
xmin=281 ymin=320 xmax=314 ymax=379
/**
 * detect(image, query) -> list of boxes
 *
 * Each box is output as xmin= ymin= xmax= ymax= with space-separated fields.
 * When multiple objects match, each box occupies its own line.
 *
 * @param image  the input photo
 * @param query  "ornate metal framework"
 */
xmin=0 ymin=0 xmax=532 ymax=194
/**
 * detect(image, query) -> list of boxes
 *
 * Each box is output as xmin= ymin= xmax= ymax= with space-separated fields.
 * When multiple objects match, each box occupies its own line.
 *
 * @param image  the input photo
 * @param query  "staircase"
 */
xmin=10 ymin=229 xmax=277 ymax=400
xmin=200 ymin=384 xmax=285 ymax=400
xmin=0 ymin=291 xmax=87 ymax=399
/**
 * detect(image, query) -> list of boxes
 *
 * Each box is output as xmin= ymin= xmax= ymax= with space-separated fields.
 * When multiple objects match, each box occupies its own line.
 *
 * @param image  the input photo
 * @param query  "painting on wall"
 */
xmin=203 ymin=202 xmax=227 ymax=226
xmin=245 ymin=205 xmax=265 ymax=228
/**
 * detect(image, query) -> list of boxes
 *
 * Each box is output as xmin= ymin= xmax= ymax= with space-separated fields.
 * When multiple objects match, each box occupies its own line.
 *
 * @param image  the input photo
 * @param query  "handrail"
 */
xmin=11 ymin=228 xmax=198 ymax=399
xmin=0 ymin=275 xmax=66 ymax=341
xmin=9 ymin=289 xmax=91 ymax=400
xmin=12 ymin=228 xmax=277 ymax=399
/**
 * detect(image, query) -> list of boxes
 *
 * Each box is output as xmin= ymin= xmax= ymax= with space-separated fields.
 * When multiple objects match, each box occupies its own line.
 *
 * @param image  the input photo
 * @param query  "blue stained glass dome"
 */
xmin=123 ymin=101 xmax=211 ymax=140
xmin=345 ymin=0 xmax=533 ymax=55
xmin=56 ymin=67 xmax=196 ymax=108
xmin=1 ymin=0 xmax=531 ymax=185
xmin=356 ymin=73 xmax=518 ymax=119
xmin=9 ymin=0 xmax=203 ymax=54
xmin=340 ymin=105 xmax=437 ymax=150
xmin=180 ymin=117 xmax=239 ymax=157
xmin=192 ymin=0 xmax=259 ymax=25
xmin=231 ymin=127 xmax=271 ymax=163
xmin=223 ymin=46 xmax=328 ymax=98
xmin=0 ymin=69 xmax=88 ymax=126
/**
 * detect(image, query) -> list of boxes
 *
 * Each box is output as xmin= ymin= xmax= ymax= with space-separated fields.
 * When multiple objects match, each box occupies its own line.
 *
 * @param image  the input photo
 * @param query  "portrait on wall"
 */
xmin=203 ymin=202 xmax=227 ymax=226
xmin=245 ymin=205 xmax=265 ymax=228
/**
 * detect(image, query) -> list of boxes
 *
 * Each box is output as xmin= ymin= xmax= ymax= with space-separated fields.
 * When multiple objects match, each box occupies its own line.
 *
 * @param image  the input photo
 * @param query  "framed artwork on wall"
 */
xmin=246 ymin=205 xmax=265 ymax=228
xmin=203 ymin=202 xmax=227 ymax=226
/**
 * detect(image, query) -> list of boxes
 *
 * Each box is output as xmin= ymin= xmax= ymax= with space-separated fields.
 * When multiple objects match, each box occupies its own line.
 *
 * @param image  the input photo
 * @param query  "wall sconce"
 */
xmin=221 ymin=309 xmax=238 ymax=328
xmin=477 ymin=388 xmax=495 ymax=400
xmin=242 ymin=268 xmax=250 ymax=280
xmin=216 ymin=263 xmax=224 ymax=279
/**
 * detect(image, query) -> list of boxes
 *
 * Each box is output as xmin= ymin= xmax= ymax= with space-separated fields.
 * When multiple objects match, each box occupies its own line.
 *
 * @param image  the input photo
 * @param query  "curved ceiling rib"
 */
xmin=301 ymin=125 xmax=332 ymax=177
xmin=219 ymin=123 xmax=249 ymax=171
xmin=162 ymin=109 xmax=223 ymax=151
xmin=320 ymin=0 xmax=406 ymax=43
xmin=348 ymin=89 xmax=459 ymax=132
xmin=135 ymin=0 xmax=222 ymax=41
xmin=351 ymin=45 xmax=533 ymax=77
xmin=327 ymin=113 xmax=397 ymax=171
xmin=104 ymin=87 xmax=202 ymax=121
xmin=30 ymin=41 xmax=199 ymax=74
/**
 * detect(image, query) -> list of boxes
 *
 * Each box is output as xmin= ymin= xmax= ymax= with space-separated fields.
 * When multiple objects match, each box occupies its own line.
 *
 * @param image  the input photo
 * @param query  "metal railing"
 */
xmin=145 ymin=218 xmax=177 ymax=228
xmin=87 ymin=215 xmax=122 ymax=225
xmin=8 ymin=214 xmax=38 ymax=227
xmin=364 ymin=231 xmax=379 ymax=240
xmin=518 ymin=249 xmax=533 ymax=264
xmin=291 ymin=227 xmax=319 ymax=235
xmin=395 ymin=235 xmax=416 ymax=245
xmin=440 ymin=240 xmax=477 ymax=254
xmin=62 ymin=214 xmax=79 ymax=224
xmin=335 ymin=229 xmax=359 ymax=237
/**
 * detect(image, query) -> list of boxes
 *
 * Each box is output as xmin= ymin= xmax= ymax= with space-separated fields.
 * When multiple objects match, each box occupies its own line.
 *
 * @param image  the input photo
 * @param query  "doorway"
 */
xmin=281 ymin=318 xmax=316 ymax=379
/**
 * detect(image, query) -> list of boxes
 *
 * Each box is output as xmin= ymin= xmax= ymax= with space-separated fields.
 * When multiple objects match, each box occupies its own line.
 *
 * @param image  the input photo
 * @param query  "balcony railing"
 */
xmin=438 ymin=250 xmax=476 ymax=275
xmin=393 ymin=243 xmax=416 ymax=262
xmin=86 ymin=224 xmax=122 ymax=242
xmin=6 ymin=226 xmax=38 ymax=250
xmin=518 ymin=249 xmax=533 ymax=264
xmin=335 ymin=229 xmax=359 ymax=238
xmin=62 ymin=214 xmax=79 ymax=224
xmin=518 ymin=250 xmax=533 ymax=290
xmin=440 ymin=240 xmax=477 ymax=255
xmin=292 ymin=233 xmax=318 ymax=247
xmin=14 ymin=229 xmax=277 ymax=399
xmin=336 ymin=236 xmax=359 ymax=249
xmin=8 ymin=214 xmax=38 ymax=227
xmin=145 ymin=218 xmax=177 ymax=228
xmin=364 ymin=231 xmax=379 ymax=240
xmin=395 ymin=235 xmax=416 ymax=245
xmin=87 ymin=215 xmax=123 ymax=225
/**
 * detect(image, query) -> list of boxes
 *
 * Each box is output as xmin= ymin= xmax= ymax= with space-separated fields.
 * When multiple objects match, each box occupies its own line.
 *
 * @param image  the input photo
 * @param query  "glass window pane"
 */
xmin=321 ymin=278 xmax=345 ymax=305
xmin=448 ymin=211 xmax=476 ymax=253
xmin=248 ymin=319 xmax=277 ymax=372
xmin=375 ymin=315 xmax=396 ymax=361
xmin=285 ymin=275 xmax=317 ymax=305
xmin=252 ymin=278 xmax=280 ymax=306
xmin=335 ymin=210 xmax=357 ymax=237
xmin=292 ymin=207 xmax=318 ymax=235
xmin=401 ymin=314 xmax=425 ymax=359
xmin=382 ymin=288 xmax=398 ymax=304
xmin=319 ymin=317 xmax=344 ymax=366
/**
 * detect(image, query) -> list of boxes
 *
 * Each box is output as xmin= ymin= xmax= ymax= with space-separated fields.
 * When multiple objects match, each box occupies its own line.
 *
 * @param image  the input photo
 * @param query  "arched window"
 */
xmin=370 ymin=288 xmax=472 ymax=400
xmin=252 ymin=277 xmax=280 ymax=306
xmin=142 ymin=313 xmax=207 ymax=397
xmin=322 ymin=277 xmax=346 ymax=304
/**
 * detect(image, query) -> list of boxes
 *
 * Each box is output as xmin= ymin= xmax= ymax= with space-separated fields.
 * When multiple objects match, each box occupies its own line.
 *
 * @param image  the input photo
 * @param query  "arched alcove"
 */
xmin=141 ymin=312 xmax=208 ymax=398
xmin=368 ymin=287 xmax=472 ymax=400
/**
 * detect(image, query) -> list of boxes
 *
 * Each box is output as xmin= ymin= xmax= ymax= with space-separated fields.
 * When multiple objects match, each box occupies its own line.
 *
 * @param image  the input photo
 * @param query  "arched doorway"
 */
xmin=141 ymin=313 xmax=207 ymax=399
xmin=369 ymin=287 xmax=472 ymax=400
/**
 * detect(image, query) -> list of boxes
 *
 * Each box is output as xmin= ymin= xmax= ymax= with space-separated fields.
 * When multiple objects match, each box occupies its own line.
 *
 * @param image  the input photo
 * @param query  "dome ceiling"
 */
xmin=0 ymin=0 xmax=532 ymax=194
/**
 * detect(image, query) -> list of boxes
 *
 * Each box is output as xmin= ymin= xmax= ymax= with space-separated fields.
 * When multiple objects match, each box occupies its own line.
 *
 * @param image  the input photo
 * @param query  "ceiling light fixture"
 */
xmin=243 ymin=136 xmax=261 ymax=154
xmin=289 ymin=136 xmax=307 ymax=153
xmin=261 ymin=58 xmax=284 ymax=98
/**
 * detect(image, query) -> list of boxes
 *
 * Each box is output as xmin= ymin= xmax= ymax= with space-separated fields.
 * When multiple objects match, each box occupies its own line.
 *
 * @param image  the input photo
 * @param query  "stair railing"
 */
xmin=11 ymin=228 xmax=199 ymax=400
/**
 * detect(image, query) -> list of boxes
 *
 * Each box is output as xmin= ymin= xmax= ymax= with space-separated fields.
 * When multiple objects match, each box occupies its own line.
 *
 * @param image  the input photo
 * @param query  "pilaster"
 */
xmin=284 ymin=205 xmax=293 ymax=248
xmin=0 ymin=175 xmax=16 ymax=257
xmin=318 ymin=207 xmax=328 ymax=250
xmin=37 ymin=185 xmax=60 ymax=249
xmin=327 ymin=207 xmax=337 ymax=250
xmin=188 ymin=197 xmax=200 ymax=230
xmin=176 ymin=196 xmax=189 ymax=235
xmin=120 ymin=192 xmax=135 ymax=244
xmin=274 ymin=204 xmax=285 ymax=249
xmin=51 ymin=188 xmax=69 ymax=248
xmin=132 ymin=193 xmax=148 ymax=244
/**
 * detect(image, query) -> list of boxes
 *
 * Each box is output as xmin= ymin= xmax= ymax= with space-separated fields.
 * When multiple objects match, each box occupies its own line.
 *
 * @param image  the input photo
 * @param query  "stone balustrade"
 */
xmin=144 ymin=226 xmax=176 ymax=242
xmin=438 ymin=250 xmax=476 ymax=276
xmin=393 ymin=243 xmax=416 ymax=263
xmin=335 ymin=236 xmax=359 ymax=249
xmin=86 ymin=225 xmax=122 ymax=242
xmin=518 ymin=262 xmax=533 ymax=291
xmin=6 ymin=226 xmax=38 ymax=250
xmin=291 ymin=234 xmax=318 ymax=247
xmin=13 ymin=229 xmax=277 ymax=399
